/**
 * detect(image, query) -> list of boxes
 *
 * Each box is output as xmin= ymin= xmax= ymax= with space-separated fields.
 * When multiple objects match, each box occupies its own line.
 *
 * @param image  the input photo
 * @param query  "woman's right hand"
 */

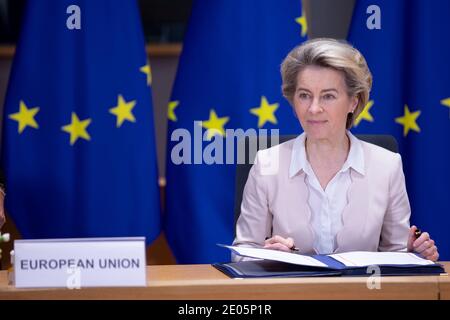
xmin=264 ymin=235 xmax=296 ymax=252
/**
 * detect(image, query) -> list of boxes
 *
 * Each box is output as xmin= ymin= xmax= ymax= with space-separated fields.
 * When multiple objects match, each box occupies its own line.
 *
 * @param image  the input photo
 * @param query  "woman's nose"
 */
xmin=308 ymin=98 xmax=323 ymax=114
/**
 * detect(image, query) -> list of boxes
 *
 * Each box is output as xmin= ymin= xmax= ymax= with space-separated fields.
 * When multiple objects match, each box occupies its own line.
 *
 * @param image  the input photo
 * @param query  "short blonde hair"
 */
xmin=281 ymin=38 xmax=372 ymax=129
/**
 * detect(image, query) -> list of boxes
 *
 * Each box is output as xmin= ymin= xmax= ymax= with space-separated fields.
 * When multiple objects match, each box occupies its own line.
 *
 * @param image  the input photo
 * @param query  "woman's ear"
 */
xmin=351 ymin=96 xmax=359 ymax=113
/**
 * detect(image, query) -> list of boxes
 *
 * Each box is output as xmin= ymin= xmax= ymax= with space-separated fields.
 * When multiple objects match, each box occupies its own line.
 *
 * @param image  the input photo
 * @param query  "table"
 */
xmin=0 ymin=263 xmax=448 ymax=300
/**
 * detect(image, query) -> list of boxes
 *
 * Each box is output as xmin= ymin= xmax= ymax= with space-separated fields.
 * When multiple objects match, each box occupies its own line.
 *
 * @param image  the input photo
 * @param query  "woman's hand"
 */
xmin=407 ymin=225 xmax=439 ymax=262
xmin=264 ymin=235 xmax=296 ymax=252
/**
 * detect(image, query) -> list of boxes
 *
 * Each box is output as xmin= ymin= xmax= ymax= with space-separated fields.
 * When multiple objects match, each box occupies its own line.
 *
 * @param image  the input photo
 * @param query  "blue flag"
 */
xmin=165 ymin=0 xmax=307 ymax=263
xmin=348 ymin=0 xmax=450 ymax=259
xmin=1 ymin=0 xmax=161 ymax=242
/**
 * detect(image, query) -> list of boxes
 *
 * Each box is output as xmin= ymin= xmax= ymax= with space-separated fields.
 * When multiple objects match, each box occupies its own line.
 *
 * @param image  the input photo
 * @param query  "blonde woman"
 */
xmin=233 ymin=38 xmax=439 ymax=261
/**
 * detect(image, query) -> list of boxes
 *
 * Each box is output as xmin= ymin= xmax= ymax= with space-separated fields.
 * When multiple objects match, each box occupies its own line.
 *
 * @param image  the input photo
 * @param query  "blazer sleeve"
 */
xmin=378 ymin=153 xmax=411 ymax=252
xmin=232 ymin=151 xmax=273 ymax=261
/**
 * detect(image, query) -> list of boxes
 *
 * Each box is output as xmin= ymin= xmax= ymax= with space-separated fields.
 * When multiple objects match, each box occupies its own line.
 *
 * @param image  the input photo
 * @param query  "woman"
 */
xmin=232 ymin=38 xmax=439 ymax=261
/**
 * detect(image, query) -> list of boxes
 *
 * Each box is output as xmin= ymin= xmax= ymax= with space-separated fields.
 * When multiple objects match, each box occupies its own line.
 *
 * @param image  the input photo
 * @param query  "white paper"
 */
xmin=225 ymin=245 xmax=328 ymax=267
xmin=329 ymin=251 xmax=434 ymax=267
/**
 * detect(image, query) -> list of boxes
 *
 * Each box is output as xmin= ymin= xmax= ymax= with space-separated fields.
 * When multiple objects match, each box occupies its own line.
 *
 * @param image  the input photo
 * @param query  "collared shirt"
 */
xmin=289 ymin=131 xmax=365 ymax=254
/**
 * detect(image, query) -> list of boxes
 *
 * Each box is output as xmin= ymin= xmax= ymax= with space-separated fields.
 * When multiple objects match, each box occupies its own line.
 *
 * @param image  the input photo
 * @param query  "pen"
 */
xmin=265 ymin=237 xmax=299 ymax=252
xmin=414 ymin=228 xmax=422 ymax=239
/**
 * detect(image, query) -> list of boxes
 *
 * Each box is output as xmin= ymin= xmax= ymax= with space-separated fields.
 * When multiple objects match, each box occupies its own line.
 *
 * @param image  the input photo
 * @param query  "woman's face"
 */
xmin=293 ymin=65 xmax=357 ymax=141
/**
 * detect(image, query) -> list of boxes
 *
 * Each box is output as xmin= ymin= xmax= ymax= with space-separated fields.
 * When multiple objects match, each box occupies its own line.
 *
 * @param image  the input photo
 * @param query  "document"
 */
xmin=329 ymin=251 xmax=435 ymax=267
xmin=214 ymin=245 xmax=445 ymax=278
xmin=223 ymin=245 xmax=328 ymax=267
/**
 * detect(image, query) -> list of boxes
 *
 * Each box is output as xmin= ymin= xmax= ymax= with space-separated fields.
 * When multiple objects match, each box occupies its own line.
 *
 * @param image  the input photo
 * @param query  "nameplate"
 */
xmin=14 ymin=237 xmax=147 ymax=288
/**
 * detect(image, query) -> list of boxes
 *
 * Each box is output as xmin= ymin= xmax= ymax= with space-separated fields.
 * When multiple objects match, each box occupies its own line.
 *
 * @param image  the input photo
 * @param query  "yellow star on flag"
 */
xmin=201 ymin=109 xmax=230 ymax=140
xmin=354 ymin=100 xmax=374 ymax=126
xmin=109 ymin=95 xmax=136 ymax=127
xmin=61 ymin=112 xmax=92 ymax=145
xmin=441 ymin=97 xmax=450 ymax=117
xmin=9 ymin=100 xmax=40 ymax=134
xmin=168 ymin=100 xmax=179 ymax=122
xmin=296 ymin=12 xmax=308 ymax=37
xmin=395 ymin=104 xmax=421 ymax=137
xmin=140 ymin=64 xmax=152 ymax=86
xmin=250 ymin=96 xmax=279 ymax=128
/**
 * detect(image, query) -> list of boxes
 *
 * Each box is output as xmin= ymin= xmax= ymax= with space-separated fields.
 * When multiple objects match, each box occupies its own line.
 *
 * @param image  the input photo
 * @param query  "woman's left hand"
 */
xmin=407 ymin=225 xmax=439 ymax=262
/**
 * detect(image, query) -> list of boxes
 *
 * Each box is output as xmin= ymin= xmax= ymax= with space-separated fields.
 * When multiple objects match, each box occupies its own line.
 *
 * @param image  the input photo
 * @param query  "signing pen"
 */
xmin=415 ymin=228 xmax=422 ymax=239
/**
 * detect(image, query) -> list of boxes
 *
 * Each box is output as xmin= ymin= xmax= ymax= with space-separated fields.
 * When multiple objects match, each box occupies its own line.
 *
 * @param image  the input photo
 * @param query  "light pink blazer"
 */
xmin=232 ymin=137 xmax=411 ymax=257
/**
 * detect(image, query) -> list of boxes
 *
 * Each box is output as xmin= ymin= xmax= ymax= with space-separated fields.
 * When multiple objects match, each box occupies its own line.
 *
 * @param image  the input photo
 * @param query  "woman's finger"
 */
xmin=263 ymin=242 xmax=291 ymax=252
xmin=265 ymin=235 xmax=293 ymax=248
xmin=421 ymin=245 xmax=437 ymax=258
xmin=407 ymin=225 xmax=417 ymax=251
xmin=429 ymin=251 xmax=439 ymax=262
xmin=413 ymin=232 xmax=430 ymax=249
xmin=414 ymin=240 xmax=432 ymax=254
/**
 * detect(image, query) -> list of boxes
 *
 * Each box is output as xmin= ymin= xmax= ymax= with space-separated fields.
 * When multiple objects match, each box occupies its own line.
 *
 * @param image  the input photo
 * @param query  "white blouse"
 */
xmin=289 ymin=131 xmax=365 ymax=254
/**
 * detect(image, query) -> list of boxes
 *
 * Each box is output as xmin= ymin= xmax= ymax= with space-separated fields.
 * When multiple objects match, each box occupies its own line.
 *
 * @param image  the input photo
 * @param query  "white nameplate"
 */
xmin=14 ymin=237 xmax=147 ymax=288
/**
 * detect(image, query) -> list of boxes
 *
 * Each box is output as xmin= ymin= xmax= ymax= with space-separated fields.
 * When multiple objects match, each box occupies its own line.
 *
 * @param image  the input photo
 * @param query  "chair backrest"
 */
xmin=233 ymin=134 xmax=398 ymax=231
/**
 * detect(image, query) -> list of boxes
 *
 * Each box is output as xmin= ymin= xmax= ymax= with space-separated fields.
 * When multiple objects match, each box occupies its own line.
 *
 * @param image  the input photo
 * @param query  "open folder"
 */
xmin=213 ymin=245 xmax=445 ymax=278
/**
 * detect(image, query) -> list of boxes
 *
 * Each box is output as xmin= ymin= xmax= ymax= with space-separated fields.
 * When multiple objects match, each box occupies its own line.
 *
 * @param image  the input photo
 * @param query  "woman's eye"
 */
xmin=323 ymin=94 xmax=336 ymax=100
xmin=298 ymin=93 xmax=309 ymax=99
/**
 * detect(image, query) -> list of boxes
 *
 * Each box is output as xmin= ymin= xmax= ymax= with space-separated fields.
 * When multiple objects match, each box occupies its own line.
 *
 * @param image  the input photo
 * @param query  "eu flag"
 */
xmin=1 ymin=1 xmax=161 ymax=242
xmin=165 ymin=0 xmax=307 ymax=263
xmin=348 ymin=0 xmax=450 ymax=258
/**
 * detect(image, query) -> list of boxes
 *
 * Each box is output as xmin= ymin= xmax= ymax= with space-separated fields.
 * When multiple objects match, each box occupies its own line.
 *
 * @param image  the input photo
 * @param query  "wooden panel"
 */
xmin=438 ymin=262 xmax=450 ymax=300
xmin=0 ymin=44 xmax=182 ymax=59
xmin=0 ymin=46 xmax=15 ymax=59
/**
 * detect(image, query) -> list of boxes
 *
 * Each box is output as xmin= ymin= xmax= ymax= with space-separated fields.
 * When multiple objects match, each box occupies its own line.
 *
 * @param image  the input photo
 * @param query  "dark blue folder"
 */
xmin=213 ymin=246 xmax=445 ymax=278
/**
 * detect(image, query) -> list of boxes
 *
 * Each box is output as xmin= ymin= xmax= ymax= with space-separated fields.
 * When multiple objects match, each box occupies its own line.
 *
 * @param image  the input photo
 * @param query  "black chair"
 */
xmin=233 ymin=134 xmax=398 ymax=231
